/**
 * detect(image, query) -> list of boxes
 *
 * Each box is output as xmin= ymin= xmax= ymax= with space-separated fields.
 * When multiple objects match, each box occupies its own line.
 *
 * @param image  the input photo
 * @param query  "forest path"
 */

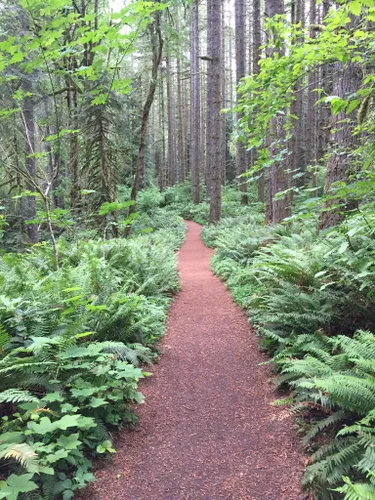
xmin=84 ymin=221 xmax=304 ymax=500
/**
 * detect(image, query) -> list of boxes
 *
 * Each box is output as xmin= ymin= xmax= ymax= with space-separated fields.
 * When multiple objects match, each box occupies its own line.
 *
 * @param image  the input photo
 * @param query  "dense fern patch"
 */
xmin=204 ymin=209 xmax=375 ymax=499
xmin=0 ymin=209 xmax=186 ymax=498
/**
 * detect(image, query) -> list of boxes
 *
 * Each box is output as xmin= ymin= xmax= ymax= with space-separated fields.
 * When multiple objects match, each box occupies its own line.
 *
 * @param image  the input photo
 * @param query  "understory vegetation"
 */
xmin=0 ymin=204 xmax=185 ymax=499
xmin=198 ymin=192 xmax=375 ymax=499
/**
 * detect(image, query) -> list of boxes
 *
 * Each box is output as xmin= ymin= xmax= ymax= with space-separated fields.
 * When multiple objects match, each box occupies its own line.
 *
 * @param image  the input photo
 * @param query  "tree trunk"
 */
xmin=68 ymin=86 xmax=80 ymax=209
xmin=293 ymin=0 xmax=306 ymax=188
xmin=317 ymin=0 xmax=332 ymax=165
xmin=125 ymin=11 xmax=163 ymax=237
xmin=235 ymin=0 xmax=248 ymax=203
xmin=319 ymin=61 xmax=362 ymax=230
xmin=306 ymin=0 xmax=317 ymax=184
xmin=166 ymin=55 xmax=177 ymax=185
xmin=206 ymin=0 xmax=222 ymax=223
xmin=221 ymin=3 xmax=227 ymax=185
xmin=22 ymin=78 xmax=38 ymax=243
xmin=159 ymin=78 xmax=167 ymax=192
xmin=190 ymin=0 xmax=201 ymax=203
xmin=265 ymin=0 xmax=291 ymax=224
xmin=253 ymin=0 xmax=264 ymax=202
xmin=177 ymin=68 xmax=186 ymax=183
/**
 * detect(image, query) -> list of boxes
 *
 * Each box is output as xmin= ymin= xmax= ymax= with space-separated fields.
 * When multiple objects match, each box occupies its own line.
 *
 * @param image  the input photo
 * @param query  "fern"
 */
xmin=0 ymin=389 xmax=40 ymax=404
xmin=337 ymin=475 xmax=375 ymax=500
xmin=0 ymin=443 xmax=39 ymax=473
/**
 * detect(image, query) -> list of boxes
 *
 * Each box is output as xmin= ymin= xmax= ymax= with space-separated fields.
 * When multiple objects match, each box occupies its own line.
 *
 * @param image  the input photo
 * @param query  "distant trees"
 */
xmin=0 ymin=0 xmax=373 ymax=240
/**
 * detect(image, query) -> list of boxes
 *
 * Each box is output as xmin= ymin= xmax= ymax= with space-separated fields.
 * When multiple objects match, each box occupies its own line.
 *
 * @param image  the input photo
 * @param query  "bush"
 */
xmin=0 ymin=334 xmax=152 ymax=498
xmin=0 ymin=210 xmax=185 ymax=499
xmin=205 ymin=206 xmax=375 ymax=498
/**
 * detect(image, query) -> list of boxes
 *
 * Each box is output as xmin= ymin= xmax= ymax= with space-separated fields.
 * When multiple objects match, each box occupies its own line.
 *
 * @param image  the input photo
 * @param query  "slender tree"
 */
xmin=306 ymin=0 xmax=317 ymax=184
xmin=126 ymin=10 xmax=164 ymax=236
xmin=235 ymin=0 xmax=248 ymax=203
xmin=265 ymin=0 xmax=291 ymax=224
xmin=252 ymin=0 xmax=263 ymax=202
xmin=293 ymin=0 xmax=306 ymax=187
xmin=177 ymin=54 xmax=187 ymax=182
xmin=190 ymin=0 xmax=201 ymax=203
xmin=221 ymin=3 xmax=227 ymax=185
xmin=206 ymin=0 xmax=222 ymax=222
xmin=21 ymin=78 xmax=38 ymax=243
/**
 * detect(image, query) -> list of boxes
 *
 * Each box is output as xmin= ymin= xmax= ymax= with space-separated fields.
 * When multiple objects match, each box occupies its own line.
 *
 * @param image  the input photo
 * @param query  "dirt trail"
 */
xmin=83 ymin=221 xmax=304 ymax=499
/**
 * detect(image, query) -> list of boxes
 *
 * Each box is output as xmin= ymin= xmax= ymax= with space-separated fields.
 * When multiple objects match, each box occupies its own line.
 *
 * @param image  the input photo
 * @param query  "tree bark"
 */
xmin=177 ymin=54 xmax=187 ymax=183
xmin=190 ymin=0 xmax=201 ymax=203
xmin=221 ymin=3 xmax=227 ymax=185
xmin=206 ymin=0 xmax=223 ymax=223
xmin=159 ymin=77 xmax=167 ymax=192
xmin=317 ymin=0 xmax=332 ymax=166
xmin=265 ymin=0 xmax=291 ymax=224
xmin=292 ymin=0 xmax=306 ymax=188
xmin=235 ymin=0 xmax=248 ymax=203
xmin=319 ymin=61 xmax=362 ymax=230
xmin=253 ymin=0 xmax=264 ymax=202
xmin=22 ymin=78 xmax=38 ymax=243
xmin=306 ymin=0 xmax=317 ymax=184
xmin=166 ymin=55 xmax=177 ymax=185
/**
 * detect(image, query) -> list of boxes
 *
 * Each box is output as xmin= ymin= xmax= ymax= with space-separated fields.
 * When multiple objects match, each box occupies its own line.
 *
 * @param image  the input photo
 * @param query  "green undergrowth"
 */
xmin=201 ymin=207 xmax=375 ymax=499
xmin=157 ymin=182 xmax=263 ymax=224
xmin=0 ymin=207 xmax=186 ymax=499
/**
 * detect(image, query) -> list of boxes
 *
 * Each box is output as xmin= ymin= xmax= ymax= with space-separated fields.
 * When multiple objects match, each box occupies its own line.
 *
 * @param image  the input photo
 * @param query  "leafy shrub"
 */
xmin=0 ymin=210 xmax=185 ymax=499
xmin=0 ymin=333 xmax=152 ymax=498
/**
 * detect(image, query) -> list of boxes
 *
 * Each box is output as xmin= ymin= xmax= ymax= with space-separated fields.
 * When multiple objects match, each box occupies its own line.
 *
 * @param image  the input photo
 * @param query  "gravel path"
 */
xmin=82 ymin=221 xmax=305 ymax=499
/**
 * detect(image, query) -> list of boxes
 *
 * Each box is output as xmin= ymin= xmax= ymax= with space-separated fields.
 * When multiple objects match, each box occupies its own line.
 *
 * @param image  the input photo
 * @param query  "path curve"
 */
xmin=83 ymin=221 xmax=304 ymax=499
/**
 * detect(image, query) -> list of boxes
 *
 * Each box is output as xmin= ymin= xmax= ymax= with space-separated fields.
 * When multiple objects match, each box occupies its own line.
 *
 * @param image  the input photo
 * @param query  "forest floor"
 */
xmin=81 ymin=221 xmax=305 ymax=499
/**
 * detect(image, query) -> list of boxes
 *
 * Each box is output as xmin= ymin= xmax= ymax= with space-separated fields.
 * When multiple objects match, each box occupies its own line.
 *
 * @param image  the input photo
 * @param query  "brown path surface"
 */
xmin=83 ymin=221 xmax=305 ymax=500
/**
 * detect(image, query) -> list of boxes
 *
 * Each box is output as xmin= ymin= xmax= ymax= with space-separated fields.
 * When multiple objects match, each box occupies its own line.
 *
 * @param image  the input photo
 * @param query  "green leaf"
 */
xmin=348 ymin=1 xmax=362 ymax=15
xmin=0 ymin=474 xmax=37 ymax=500
xmin=346 ymin=99 xmax=361 ymax=114
xmin=90 ymin=397 xmax=109 ymax=408
xmin=56 ymin=434 xmax=81 ymax=450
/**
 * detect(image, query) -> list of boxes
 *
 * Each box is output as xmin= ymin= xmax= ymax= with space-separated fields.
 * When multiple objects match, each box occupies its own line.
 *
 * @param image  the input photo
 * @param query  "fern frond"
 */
xmin=0 ymin=389 xmax=40 ymax=404
xmin=0 ymin=443 xmax=39 ymax=473
xmin=336 ymin=476 xmax=375 ymax=500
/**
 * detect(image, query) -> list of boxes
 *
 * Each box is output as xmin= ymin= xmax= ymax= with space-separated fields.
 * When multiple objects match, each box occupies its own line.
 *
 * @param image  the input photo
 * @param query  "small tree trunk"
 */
xmin=221 ymin=3 xmax=227 ymax=185
xmin=125 ymin=12 xmax=163 ymax=237
xmin=177 ymin=55 xmax=187 ymax=182
xmin=306 ymin=0 xmax=317 ymax=185
xmin=22 ymin=78 xmax=38 ymax=243
xmin=166 ymin=55 xmax=177 ymax=185
xmin=235 ymin=0 xmax=248 ymax=203
xmin=159 ymin=78 xmax=167 ymax=192
xmin=190 ymin=0 xmax=201 ymax=203
xmin=253 ymin=0 xmax=264 ymax=202
xmin=293 ymin=0 xmax=306 ymax=188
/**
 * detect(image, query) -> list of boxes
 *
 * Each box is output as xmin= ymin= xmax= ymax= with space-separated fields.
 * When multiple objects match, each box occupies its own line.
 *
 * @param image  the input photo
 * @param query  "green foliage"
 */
xmin=0 ymin=332 xmax=152 ymax=498
xmin=237 ymin=2 xmax=375 ymax=185
xmin=0 ymin=219 xmax=182 ymax=348
xmin=204 ymin=204 xmax=375 ymax=497
xmin=0 ymin=209 xmax=184 ymax=498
